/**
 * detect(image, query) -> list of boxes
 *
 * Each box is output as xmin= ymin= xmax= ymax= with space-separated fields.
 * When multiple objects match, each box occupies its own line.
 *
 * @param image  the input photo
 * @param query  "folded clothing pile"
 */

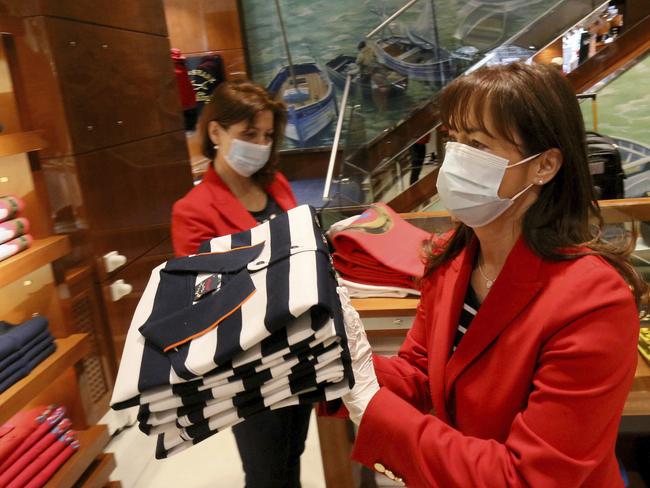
xmin=110 ymin=205 xmax=353 ymax=458
xmin=0 ymin=406 xmax=80 ymax=488
xmin=0 ymin=195 xmax=32 ymax=263
xmin=0 ymin=316 xmax=56 ymax=393
xmin=329 ymin=202 xmax=429 ymax=295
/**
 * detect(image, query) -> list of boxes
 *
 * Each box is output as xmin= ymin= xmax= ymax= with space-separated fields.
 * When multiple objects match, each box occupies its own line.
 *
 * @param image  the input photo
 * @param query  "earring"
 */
xmin=537 ymin=178 xmax=544 ymax=185
xmin=213 ymin=144 xmax=219 ymax=150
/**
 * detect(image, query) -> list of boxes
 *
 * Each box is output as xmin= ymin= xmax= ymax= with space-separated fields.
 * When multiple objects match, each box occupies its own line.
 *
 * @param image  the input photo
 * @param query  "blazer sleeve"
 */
xmin=171 ymin=197 xmax=216 ymax=257
xmin=352 ymin=268 xmax=638 ymax=487
xmin=371 ymin=278 xmax=433 ymax=413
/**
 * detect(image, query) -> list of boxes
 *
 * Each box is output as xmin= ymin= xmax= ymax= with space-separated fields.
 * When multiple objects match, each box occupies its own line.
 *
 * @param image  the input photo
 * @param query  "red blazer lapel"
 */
xmin=444 ymin=237 xmax=543 ymax=403
xmin=429 ymin=239 xmax=477 ymax=423
xmin=203 ymin=167 xmax=258 ymax=232
xmin=266 ymin=173 xmax=297 ymax=212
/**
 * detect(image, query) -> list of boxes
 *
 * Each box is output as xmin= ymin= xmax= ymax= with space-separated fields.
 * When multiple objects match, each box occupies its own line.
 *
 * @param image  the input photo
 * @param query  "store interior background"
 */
xmin=0 ymin=0 xmax=650 ymax=486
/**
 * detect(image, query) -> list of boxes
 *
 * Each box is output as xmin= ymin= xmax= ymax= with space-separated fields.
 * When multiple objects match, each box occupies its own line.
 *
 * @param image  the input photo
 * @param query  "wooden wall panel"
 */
xmin=45 ymin=17 xmax=182 ymax=154
xmin=72 ymin=130 xmax=192 ymax=229
xmin=0 ymin=0 xmax=168 ymax=36
xmin=100 ymin=239 xmax=173 ymax=364
xmin=164 ymin=0 xmax=243 ymax=55
xmin=11 ymin=17 xmax=73 ymax=158
xmin=40 ymin=130 xmax=191 ymax=269
xmin=0 ymin=36 xmax=20 ymax=134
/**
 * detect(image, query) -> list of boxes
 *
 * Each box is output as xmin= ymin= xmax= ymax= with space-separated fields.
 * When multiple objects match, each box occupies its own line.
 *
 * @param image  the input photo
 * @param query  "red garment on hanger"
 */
xmin=171 ymin=48 xmax=197 ymax=110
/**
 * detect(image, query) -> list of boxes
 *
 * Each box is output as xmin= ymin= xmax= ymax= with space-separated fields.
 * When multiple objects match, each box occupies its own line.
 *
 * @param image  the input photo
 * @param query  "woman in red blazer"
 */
xmin=337 ymin=63 xmax=646 ymax=487
xmin=172 ymin=80 xmax=306 ymax=488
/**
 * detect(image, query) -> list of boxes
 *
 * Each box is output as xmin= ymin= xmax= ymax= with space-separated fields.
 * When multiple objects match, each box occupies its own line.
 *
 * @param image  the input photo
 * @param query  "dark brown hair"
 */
xmin=424 ymin=62 xmax=647 ymax=307
xmin=199 ymin=79 xmax=287 ymax=186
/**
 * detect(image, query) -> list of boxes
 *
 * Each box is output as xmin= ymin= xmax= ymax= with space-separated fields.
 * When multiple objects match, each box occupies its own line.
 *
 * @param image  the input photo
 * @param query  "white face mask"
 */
xmin=224 ymin=138 xmax=272 ymax=177
xmin=436 ymin=142 xmax=541 ymax=228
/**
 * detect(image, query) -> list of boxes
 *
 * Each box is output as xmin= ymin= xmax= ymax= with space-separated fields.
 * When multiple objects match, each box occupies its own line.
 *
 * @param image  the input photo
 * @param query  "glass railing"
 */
xmin=317 ymin=0 xmax=633 ymax=208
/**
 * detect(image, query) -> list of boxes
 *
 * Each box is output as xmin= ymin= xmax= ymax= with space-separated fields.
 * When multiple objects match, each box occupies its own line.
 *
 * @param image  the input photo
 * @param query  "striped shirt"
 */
xmin=452 ymin=285 xmax=481 ymax=352
xmin=109 ymin=205 xmax=354 ymax=458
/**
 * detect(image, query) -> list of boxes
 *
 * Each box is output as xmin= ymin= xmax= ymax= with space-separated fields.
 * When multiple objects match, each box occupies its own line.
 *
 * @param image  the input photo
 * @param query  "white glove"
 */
xmin=337 ymin=285 xmax=380 ymax=425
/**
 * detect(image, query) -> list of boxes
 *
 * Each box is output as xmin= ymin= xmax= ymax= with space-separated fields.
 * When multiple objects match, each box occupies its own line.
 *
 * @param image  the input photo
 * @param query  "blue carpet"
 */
xmin=289 ymin=179 xmax=327 ymax=208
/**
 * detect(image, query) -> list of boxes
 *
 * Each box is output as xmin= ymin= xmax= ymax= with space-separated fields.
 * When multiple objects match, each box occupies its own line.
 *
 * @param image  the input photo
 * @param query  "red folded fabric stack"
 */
xmin=330 ymin=202 xmax=430 ymax=291
xmin=0 ymin=406 xmax=79 ymax=488
xmin=0 ymin=195 xmax=32 ymax=263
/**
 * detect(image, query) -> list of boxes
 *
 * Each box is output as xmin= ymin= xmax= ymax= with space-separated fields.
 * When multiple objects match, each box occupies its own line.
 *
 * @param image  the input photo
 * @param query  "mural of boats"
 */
xmin=373 ymin=0 xmax=456 ymax=83
xmin=454 ymin=0 xmax=546 ymax=52
xmin=324 ymin=54 xmax=408 ymax=97
xmin=267 ymin=62 xmax=337 ymax=144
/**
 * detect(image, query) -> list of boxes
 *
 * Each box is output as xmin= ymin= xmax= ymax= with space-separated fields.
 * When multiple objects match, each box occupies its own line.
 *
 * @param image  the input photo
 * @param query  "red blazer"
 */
xmin=171 ymin=166 xmax=297 ymax=256
xmin=353 ymin=237 xmax=638 ymax=488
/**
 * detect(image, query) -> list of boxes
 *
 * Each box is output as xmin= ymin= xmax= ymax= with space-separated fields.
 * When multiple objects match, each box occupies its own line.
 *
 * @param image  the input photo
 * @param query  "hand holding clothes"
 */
xmin=337 ymin=285 xmax=379 ymax=425
xmin=351 ymin=237 xmax=638 ymax=488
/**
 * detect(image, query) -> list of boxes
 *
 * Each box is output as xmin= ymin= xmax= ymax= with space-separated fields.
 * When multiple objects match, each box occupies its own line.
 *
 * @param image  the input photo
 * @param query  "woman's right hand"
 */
xmin=337 ymin=285 xmax=380 ymax=425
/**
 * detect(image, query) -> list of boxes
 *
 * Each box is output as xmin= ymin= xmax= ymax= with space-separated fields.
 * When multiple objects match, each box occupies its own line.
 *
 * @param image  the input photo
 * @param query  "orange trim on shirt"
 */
xmin=162 ymin=289 xmax=257 ymax=353
xmin=194 ymin=243 xmax=266 ymax=256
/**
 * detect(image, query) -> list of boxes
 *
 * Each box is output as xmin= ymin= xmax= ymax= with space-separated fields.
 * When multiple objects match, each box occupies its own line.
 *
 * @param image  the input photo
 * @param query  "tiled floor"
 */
xmin=107 ymin=410 xmax=326 ymax=488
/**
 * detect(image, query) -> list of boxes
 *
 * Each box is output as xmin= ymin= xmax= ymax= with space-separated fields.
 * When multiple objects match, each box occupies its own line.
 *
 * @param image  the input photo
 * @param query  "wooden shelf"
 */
xmin=75 ymin=453 xmax=116 ymax=488
xmin=0 ymin=130 xmax=47 ymax=158
xmin=351 ymin=297 xmax=420 ymax=318
xmin=43 ymin=425 xmax=110 ymax=488
xmin=0 ymin=334 xmax=90 ymax=424
xmin=0 ymin=235 xmax=70 ymax=289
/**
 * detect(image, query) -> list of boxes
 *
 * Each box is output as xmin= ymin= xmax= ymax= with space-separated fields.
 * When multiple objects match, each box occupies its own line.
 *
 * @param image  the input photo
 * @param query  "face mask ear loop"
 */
xmin=506 ymin=152 xmax=542 ymax=169
xmin=510 ymin=183 xmax=535 ymax=201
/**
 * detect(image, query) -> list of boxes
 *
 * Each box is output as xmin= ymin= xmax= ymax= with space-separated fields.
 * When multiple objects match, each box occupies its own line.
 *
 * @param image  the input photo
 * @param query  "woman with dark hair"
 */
xmin=337 ymin=62 xmax=646 ymax=487
xmin=172 ymin=80 xmax=310 ymax=488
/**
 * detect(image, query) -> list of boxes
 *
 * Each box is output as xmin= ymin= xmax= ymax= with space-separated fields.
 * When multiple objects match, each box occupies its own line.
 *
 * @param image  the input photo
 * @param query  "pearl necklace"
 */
xmin=477 ymin=259 xmax=496 ymax=289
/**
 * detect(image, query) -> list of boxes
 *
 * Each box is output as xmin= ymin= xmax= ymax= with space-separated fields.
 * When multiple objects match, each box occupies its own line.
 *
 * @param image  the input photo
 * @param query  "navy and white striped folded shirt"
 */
xmin=110 ymin=205 xmax=354 ymax=458
xmin=111 ymin=205 xmax=352 ymax=409
xmin=153 ymin=379 xmax=350 ymax=459
xmin=139 ymin=341 xmax=344 ymax=427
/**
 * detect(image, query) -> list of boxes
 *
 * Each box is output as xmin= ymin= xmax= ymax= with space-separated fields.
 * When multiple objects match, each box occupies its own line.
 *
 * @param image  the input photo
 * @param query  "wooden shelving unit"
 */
xmin=0 ymin=16 xmax=118 ymax=487
xmin=43 ymin=425 xmax=110 ymax=488
xmin=0 ymin=235 xmax=70 ymax=288
xmin=0 ymin=334 xmax=90 ymax=424
xmin=0 ymin=130 xmax=47 ymax=158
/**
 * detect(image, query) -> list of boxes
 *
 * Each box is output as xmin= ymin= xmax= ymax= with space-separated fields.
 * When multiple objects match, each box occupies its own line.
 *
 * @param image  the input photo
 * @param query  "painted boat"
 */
xmin=374 ymin=1 xmax=456 ymax=83
xmin=267 ymin=62 xmax=337 ymax=144
xmin=454 ymin=0 xmax=547 ymax=52
xmin=325 ymin=54 xmax=408 ymax=96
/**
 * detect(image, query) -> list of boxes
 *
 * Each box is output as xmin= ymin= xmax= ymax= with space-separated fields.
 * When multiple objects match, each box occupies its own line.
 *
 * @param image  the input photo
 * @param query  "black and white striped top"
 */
xmin=111 ymin=205 xmax=352 ymax=409
xmin=452 ymin=285 xmax=481 ymax=352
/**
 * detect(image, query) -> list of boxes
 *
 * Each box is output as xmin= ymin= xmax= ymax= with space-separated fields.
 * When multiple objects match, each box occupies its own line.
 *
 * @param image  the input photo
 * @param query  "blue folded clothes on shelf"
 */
xmin=0 ymin=316 xmax=56 ymax=393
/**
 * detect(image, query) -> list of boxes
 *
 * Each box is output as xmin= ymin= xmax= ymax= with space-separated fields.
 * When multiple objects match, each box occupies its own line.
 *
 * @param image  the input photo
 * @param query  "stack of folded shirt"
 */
xmin=329 ymin=202 xmax=429 ymax=294
xmin=111 ymin=205 xmax=353 ymax=458
xmin=0 ymin=195 xmax=32 ymax=263
xmin=0 ymin=316 xmax=56 ymax=393
xmin=0 ymin=406 xmax=80 ymax=488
